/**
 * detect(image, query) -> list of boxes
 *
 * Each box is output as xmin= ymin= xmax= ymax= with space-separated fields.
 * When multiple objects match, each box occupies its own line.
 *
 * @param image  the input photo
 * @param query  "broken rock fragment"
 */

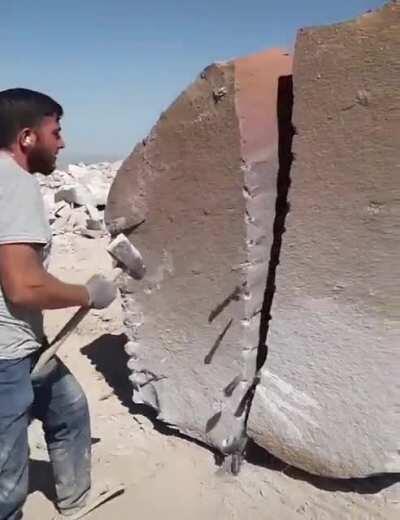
xmin=247 ymin=2 xmax=400 ymax=478
xmin=106 ymin=50 xmax=292 ymax=453
xmin=55 ymin=184 xmax=97 ymax=207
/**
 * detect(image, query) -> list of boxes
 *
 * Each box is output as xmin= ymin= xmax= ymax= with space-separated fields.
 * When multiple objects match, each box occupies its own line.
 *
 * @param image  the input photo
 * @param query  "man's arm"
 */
xmin=0 ymin=243 xmax=90 ymax=309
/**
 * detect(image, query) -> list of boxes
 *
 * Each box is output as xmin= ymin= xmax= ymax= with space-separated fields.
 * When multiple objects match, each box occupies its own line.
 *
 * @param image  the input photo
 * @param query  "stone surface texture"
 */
xmin=105 ymin=50 xmax=292 ymax=452
xmin=248 ymin=2 xmax=400 ymax=478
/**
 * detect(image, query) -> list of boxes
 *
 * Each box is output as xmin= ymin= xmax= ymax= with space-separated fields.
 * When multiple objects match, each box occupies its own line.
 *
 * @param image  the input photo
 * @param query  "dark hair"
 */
xmin=0 ymin=88 xmax=63 ymax=149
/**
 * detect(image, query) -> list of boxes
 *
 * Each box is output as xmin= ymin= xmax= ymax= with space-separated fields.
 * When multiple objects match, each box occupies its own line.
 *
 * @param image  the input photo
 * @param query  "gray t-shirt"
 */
xmin=0 ymin=153 xmax=52 ymax=359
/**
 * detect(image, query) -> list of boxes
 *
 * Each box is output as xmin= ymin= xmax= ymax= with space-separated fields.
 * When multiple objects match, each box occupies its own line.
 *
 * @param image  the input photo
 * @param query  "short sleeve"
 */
xmin=0 ymin=173 xmax=51 ymax=246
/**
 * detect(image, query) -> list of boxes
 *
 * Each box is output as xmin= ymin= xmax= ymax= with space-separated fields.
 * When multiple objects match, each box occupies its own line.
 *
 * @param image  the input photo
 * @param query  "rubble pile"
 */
xmin=37 ymin=161 xmax=122 ymax=238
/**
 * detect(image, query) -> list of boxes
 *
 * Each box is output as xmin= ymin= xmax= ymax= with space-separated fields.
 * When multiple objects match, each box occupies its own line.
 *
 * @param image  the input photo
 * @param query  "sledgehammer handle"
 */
xmin=31 ymin=306 xmax=89 ymax=376
xmin=31 ymin=269 xmax=122 ymax=377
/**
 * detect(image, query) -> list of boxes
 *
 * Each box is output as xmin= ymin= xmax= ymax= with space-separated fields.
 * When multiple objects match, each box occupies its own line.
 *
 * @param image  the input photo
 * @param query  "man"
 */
xmin=0 ymin=88 xmax=117 ymax=519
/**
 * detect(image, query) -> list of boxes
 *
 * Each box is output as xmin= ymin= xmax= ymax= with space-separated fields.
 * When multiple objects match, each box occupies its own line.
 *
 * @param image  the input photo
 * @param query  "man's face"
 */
xmin=26 ymin=115 xmax=65 ymax=175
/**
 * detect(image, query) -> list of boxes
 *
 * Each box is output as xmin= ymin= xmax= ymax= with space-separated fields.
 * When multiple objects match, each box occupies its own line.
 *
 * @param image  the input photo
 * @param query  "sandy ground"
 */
xmin=24 ymin=234 xmax=399 ymax=520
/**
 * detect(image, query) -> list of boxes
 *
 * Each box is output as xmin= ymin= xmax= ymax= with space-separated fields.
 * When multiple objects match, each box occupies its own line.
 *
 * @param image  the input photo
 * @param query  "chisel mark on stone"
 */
xmin=204 ymin=319 xmax=233 ymax=365
xmin=208 ymin=286 xmax=242 ymax=323
xmin=205 ymin=411 xmax=222 ymax=434
xmin=224 ymin=375 xmax=242 ymax=397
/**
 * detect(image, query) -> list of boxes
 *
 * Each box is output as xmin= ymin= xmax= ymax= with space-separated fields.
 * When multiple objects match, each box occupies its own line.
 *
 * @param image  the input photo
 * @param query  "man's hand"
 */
xmin=85 ymin=275 xmax=117 ymax=309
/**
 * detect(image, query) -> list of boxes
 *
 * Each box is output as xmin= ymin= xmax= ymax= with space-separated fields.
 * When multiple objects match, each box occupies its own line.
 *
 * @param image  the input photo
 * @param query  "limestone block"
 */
xmin=105 ymin=50 xmax=292 ymax=451
xmin=247 ymin=2 xmax=400 ymax=478
xmin=55 ymin=184 xmax=96 ymax=207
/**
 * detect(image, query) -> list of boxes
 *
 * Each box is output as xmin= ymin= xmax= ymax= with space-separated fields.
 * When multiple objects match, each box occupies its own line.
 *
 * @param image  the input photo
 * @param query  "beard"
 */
xmin=26 ymin=145 xmax=56 ymax=175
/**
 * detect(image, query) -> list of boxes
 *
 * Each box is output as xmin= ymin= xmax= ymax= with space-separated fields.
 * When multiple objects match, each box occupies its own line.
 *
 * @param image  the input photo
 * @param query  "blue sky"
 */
xmin=1 ymin=0 xmax=382 ymax=165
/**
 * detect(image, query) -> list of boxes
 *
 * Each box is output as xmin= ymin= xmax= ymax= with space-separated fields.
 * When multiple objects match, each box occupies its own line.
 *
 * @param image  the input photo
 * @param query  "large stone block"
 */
xmin=248 ymin=2 xmax=400 ymax=478
xmin=105 ymin=50 xmax=292 ymax=453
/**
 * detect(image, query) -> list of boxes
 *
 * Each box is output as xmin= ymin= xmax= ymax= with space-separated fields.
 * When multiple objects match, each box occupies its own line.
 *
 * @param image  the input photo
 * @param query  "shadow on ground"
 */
xmin=80 ymin=334 xmax=220 ymax=459
xmin=81 ymin=333 xmax=400 ymax=497
xmin=246 ymin=440 xmax=400 ymax=495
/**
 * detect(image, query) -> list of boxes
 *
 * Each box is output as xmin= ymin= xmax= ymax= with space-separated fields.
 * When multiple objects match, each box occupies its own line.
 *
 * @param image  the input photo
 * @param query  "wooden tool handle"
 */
xmin=31 ymin=268 xmax=122 ymax=377
xmin=31 ymin=306 xmax=90 ymax=376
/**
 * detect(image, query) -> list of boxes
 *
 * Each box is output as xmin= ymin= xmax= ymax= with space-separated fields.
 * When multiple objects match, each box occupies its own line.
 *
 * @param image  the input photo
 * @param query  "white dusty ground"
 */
xmin=24 ymin=234 xmax=399 ymax=520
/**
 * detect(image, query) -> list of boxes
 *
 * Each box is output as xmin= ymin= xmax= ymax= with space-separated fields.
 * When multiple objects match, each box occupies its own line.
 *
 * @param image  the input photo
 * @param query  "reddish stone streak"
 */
xmin=235 ymin=49 xmax=292 ymax=164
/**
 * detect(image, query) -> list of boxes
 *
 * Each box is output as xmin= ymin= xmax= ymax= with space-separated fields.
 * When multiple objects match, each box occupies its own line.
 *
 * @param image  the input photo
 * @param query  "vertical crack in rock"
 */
xmin=256 ymin=75 xmax=294 ymax=373
xmin=236 ymin=75 xmax=294 ymax=463
xmin=247 ymin=2 xmax=400 ymax=478
xmin=226 ymin=53 xmax=293 ymax=471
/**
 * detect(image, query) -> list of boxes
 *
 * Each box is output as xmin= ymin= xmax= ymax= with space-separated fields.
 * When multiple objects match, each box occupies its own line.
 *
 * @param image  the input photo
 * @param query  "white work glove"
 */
xmin=85 ymin=274 xmax=118 ymax=309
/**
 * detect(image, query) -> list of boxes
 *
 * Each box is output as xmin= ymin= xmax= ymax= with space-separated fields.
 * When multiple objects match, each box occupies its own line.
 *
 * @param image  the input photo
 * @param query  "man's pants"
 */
xmin=0 ymin=355 xmax=91 ymax=520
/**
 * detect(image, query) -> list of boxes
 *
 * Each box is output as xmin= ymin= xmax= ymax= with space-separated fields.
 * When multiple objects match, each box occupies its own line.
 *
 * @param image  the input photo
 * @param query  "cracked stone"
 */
xmin=247 ymin=2 xmax=400 ymax=478
xmin=105 ymin=49 xmax=292 ymax=453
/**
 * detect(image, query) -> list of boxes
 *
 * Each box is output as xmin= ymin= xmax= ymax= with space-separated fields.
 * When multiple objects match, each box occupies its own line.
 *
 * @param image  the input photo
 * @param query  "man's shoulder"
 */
xmin=0 ymin=156 xmax=39 ymax=197
xmin=0 ymin=156 xmax=51 ymax=247
xmin=0 ymin=155 xmax=17 ymax=181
